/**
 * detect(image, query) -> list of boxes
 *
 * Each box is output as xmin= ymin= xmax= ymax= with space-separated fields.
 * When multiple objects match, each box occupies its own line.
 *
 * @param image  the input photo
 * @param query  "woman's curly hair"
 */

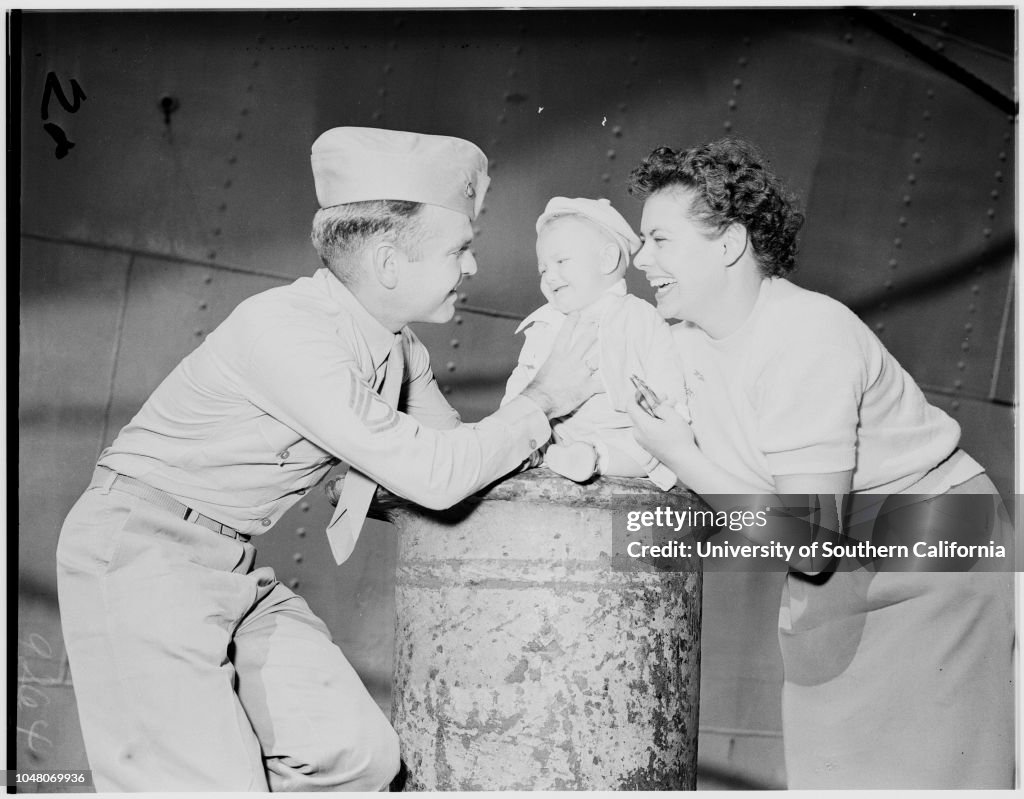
xmin=628 ymin=138 xmax=804 ymax=278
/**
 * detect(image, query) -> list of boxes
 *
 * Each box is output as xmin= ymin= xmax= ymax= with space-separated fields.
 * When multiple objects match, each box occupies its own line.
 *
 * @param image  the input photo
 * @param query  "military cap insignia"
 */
xmin=465 ymin=182 xmax=476 ymax=199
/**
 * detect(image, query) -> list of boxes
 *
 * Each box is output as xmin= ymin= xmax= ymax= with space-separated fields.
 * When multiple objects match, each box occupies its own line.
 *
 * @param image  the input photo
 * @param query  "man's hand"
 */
xmin=520 ymin=314 xmax=603 ymax=419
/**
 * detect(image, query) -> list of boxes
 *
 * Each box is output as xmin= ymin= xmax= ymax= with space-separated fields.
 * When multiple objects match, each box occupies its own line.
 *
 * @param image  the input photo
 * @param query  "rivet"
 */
xmin=732 ymin=78 xmax=742 ymax=89
xmin=383 ymin=64 xmax=393 ymax=74
xmin=723 ymin=120 xmax=733 ymax=131
xmin=926 ymin=88 xmax=935 ymax=98
xmin=472 ymin=226 xmax=481 ymax=236
xmin=983 ymin=228 xmax=992 ymax=238
xmin=951 ymin=400 xmax=960 ymax=411
xmin=902 ymin=195 xmax=912 ymax=206
xmin=844 ymin=33 xmax=854 ymax=43
xmin=498 ymin=114 xmax=506 ymax=124
xmin=235 ymin=131 xmax=244 ymax=141
xmin=293 ymin=553 xmax=303 ymax=563
xmin=612 ymin=125 xmax=623 ymax=137
xmin=912 ymin=152 xmax=922 ymax=162
xmin=227 ymin=156 xmax=237 ymax=165
xmin=195 ymin=329 xmax=204 ymax=337
xmin=935 ymin=41 xmax=945 ymax=52
xmin=289 ymin=578 xmax=300 ymax=589
xmin=297 ymin=527 xmax=306 ymax=537
xmin=728 ymin=99 xmax=737 ymax=109
xmin=884 ymin=280 xmax=893 ymax=289
xmin=372 ymin=111 xmax=382 ymax=122
xmin=957 ymin=361 xmax=966 ymax=370
xmin=601 ymin=173 xmax=611 ymax=183
xmin=898 ymin=216 xmax=907 ymax=227
xmin=971 ymin=284 xmax=980 ymax=294
xmin=446 ymin=362 xmax=456 ymax=372
xmin=198 ymin=302 xmax=208 ymax=310
xmin=893 ymin=237 xmax=902 ymax=247
xmin=301 ymin=503 xmax=310 ymax=512
xmin=968 ymin=303 xmax=976 ymax=312
xmin=922 ymin=111 xmax=930 ymax=121
xmin=738 ymin=56 xmax=748 ymax=66
xmin=207 ymin=250 xmax=217 ymax=259
xmin=991 ymin=190 xmax=999 ymax=199
xmin=917 ymin=132 xmax=926 ymax=142
xmin=888 ymin=258 xmax=898 ymax=268
xmin=458 ymin=292 xmax=468 ymax=302
xmin=1004 ymin=132 xmax=1012 ymax=142
xmin=998 ymin=151 xmax=1007 ymax=161
xmin=875 ymin=322 xmax=885 ymax=331
xmin=986 ymin=209 xmax=996 ymax=218
xmin=907 ymin=174 xmax=916 ymax=184
xmin=961 ymin=341 xmax=970 ymax=351
xmin=455 ymin=315 xmax=464 ymax=325
xmin=964 ymin=322 xmax=973 ymax=332
xmin=743 ymin=36 xmax=751 ymax=45
xmin=607 ymin=149 xmax=616 ymax=159
xmin=490 ymin=160 xmax=498 ymax=169
xmin=450 ymin=339 xmax=460 ymax=348
xmin=994 ymin=170 xmax=1003 ymax=180
xmin=378 ymin=88 xmax=388 ymax=97
xmin=204 ymin=275 xmax=213 ymax=284
xmin=442 ymin=385 xmax=452 ymax=395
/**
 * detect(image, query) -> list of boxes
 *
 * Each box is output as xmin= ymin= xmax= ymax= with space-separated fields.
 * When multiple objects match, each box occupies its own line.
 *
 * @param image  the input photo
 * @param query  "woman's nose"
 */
xmin=633 ymin=242 xmax=652 ymax=270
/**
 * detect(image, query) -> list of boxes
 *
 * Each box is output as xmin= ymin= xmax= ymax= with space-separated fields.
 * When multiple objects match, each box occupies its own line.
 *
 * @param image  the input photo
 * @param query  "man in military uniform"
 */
xmin=56 ymin=127 xmax=600 ymax=791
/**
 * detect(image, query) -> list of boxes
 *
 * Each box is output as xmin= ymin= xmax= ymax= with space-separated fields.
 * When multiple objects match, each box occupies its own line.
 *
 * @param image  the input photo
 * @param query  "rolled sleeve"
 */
xmin=754 ymin=339 xmax=863 ymax=477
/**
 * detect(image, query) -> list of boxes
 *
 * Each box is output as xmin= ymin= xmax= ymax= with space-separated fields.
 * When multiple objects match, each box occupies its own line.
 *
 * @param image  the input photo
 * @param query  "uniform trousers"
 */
xmin=55 ymin=468 xmax=400 ymax=792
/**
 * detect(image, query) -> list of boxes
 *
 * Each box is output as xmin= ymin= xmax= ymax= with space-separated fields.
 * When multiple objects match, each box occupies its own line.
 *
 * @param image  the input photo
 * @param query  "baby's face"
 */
xmin=536 ymin=217 xmax=620 ymax=313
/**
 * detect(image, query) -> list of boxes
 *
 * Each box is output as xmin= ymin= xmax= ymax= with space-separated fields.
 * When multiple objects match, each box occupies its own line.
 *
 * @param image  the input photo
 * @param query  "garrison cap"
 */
xmin=311 ymin=127 xmax=490 ymax=219
xmin=537 ymin=196 xmax=642 ymax=264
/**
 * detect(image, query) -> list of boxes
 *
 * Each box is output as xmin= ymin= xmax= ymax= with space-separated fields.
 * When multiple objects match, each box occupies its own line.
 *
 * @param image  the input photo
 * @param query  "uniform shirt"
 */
xmin=502 ymin=280 xmax=688 ymax=489
xmin=99 ymin=268 xmax=550 ymax=535
xmin=673 ymin=276 xmax=981 ymax=493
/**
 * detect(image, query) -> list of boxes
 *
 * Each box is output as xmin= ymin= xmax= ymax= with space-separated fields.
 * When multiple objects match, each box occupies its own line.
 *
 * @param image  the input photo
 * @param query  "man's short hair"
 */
xmin=310 ymin=200 xmax=425 ymax=284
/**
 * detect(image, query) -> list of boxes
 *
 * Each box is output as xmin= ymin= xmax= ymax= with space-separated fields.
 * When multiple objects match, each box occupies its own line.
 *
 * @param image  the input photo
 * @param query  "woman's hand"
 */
xmin=627 ymin=394 xmax=697 ymax=470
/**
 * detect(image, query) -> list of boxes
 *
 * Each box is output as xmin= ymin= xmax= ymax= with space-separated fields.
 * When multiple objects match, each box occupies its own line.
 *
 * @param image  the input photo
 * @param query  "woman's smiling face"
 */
xmin=633 ymin=188 xmax=729 ymax=324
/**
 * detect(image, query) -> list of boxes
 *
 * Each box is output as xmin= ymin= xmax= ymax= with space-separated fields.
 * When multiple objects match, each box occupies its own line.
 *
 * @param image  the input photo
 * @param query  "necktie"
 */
xmin=325 ymin=336 xmax=404 ymax=564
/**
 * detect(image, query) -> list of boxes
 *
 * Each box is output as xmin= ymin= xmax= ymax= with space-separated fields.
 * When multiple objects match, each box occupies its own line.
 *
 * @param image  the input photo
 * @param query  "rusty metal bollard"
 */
xmin=378 ymin=468 xmax=704 ymax=790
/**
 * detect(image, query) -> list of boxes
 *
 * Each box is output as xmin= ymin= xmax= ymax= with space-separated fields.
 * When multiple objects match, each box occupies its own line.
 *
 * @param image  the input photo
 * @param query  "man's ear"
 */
xmin=599 ymin=242 xmax=621 ymax=276
xmin=370 ymin=241 xmax=402 ymax=289
xmin=722 ymin=223 xmax=749 ymax=268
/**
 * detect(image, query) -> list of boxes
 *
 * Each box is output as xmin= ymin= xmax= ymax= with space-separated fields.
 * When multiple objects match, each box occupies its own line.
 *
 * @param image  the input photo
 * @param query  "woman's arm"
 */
xmin=627 ymin=399 xmax=852 ymax=573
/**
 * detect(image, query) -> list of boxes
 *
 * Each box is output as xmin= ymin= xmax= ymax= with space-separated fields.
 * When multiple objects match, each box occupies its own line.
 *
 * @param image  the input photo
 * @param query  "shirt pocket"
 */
xmin=256 ymin=413 xmax=332 ymax=469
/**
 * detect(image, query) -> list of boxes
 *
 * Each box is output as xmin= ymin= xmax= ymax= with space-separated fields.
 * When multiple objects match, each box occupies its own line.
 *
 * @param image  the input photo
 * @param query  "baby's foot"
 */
xmin=544 ymin=442 xmax=598 ymax=483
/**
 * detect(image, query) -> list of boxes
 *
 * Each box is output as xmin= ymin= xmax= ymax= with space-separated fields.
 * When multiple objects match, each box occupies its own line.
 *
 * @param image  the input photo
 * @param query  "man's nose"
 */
xmin=461 ymin=250 xmax=478 ymax=276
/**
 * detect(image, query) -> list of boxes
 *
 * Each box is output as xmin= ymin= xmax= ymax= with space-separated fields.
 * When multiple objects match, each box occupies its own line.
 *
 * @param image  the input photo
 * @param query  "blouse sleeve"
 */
xmin=752 ymin=311 xmax=867 ymax=477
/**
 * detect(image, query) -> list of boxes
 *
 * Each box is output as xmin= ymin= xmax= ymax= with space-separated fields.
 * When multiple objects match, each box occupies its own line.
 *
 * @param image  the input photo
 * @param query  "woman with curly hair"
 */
xmin=625 ymin=138 xmax=1014 ymax=789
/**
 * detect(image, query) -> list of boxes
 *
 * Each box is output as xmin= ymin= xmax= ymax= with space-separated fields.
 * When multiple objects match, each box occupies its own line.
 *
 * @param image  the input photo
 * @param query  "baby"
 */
xmin=502 ymin=196 xmax=689 ymax=488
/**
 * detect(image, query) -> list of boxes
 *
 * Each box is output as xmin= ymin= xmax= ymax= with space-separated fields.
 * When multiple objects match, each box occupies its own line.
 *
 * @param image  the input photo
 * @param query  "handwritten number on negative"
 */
xmin=41 ymin=72 xmax=87 ymax=159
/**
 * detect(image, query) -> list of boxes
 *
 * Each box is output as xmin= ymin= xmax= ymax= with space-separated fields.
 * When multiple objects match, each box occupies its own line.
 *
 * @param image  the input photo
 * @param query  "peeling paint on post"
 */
xmin=380 ymin=468 xmax=703 ymax=790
